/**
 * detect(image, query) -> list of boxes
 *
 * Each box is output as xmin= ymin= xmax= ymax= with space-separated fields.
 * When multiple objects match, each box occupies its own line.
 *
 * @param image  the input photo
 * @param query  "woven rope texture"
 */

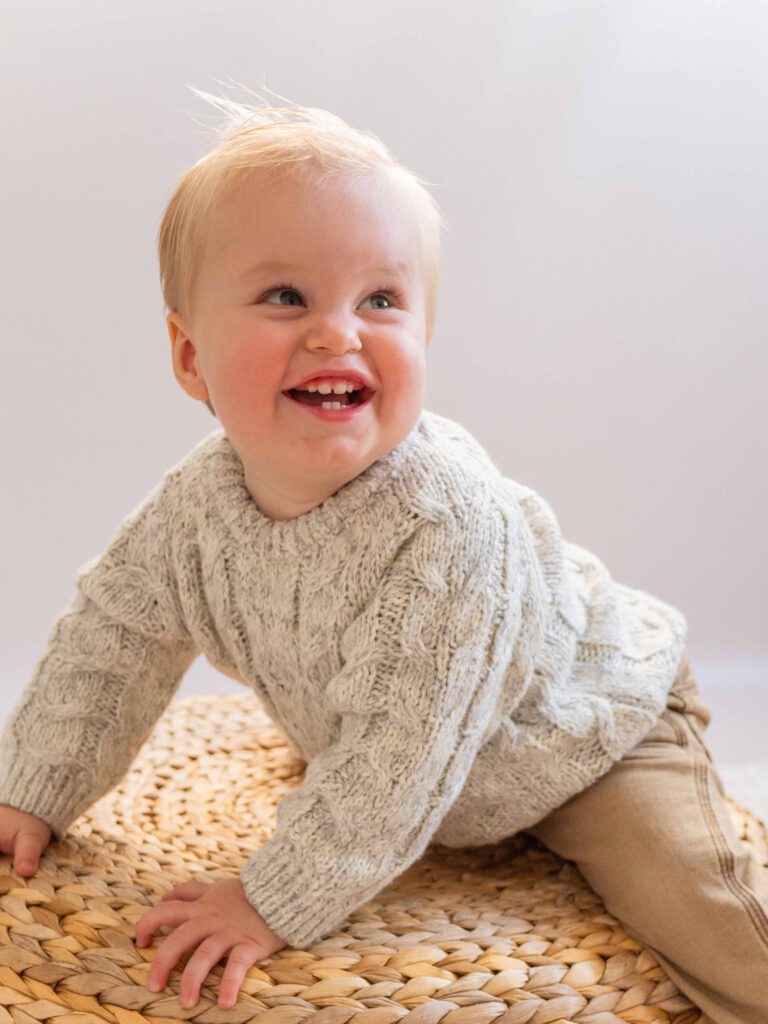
xmin=2 ymin=691 xmax=766 ymax=1024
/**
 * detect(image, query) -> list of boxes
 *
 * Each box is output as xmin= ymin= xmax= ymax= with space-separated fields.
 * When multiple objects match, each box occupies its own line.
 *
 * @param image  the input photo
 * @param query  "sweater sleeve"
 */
xmin=239 ymin=500 xmax=533 ymax=949
xmin=0 ymin=473 xmax=198 ymax=841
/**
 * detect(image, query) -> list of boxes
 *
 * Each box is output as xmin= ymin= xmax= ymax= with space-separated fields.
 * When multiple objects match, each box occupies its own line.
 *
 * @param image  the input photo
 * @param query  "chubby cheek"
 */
xmin=378 ymin=347 xmax=425 ymax=421
xmin=207 ymin=343 xmax=280 ymax=431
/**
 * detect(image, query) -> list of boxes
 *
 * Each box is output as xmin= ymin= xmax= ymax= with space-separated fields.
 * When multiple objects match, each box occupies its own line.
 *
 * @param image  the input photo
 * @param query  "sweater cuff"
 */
xmin=239 ymin=832 xmax=354 ymax=949
xmin=0 ymin=756 xmax=87 ymax=841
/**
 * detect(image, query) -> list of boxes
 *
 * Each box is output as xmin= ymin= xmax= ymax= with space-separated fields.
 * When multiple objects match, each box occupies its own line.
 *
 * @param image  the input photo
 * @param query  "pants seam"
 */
xmin=692 ymin=748 xmax=768 ymax=950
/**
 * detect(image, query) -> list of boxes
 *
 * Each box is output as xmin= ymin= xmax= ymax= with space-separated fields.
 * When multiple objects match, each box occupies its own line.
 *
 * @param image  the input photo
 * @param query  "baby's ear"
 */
xmin=166 ymin=311 xmax=190 ymax=348
xmin=167 ymin=313 xmax=210 ymax=405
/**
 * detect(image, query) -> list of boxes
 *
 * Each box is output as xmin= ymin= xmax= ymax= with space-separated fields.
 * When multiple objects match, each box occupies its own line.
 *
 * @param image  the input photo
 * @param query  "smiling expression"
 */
xmin=167 ymin=169 xmax=430 ymax=520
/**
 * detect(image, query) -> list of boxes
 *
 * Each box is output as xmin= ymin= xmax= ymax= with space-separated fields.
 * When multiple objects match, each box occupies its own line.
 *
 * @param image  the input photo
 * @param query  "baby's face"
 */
xmin=168 ymin=170 xmax=429 ymax=519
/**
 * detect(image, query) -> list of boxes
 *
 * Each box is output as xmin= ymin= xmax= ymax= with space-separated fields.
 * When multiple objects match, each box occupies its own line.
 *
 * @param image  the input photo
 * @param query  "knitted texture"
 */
xmin=0 ymin=408 xmax=688 ymax=949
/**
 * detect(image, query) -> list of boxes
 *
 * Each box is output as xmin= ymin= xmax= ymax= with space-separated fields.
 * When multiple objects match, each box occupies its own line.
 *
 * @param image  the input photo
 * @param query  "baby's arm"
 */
xmin=238 ymin=500 xmax=539 ymax=950
xmin=0 ymin=472 xmax=198 ymax=842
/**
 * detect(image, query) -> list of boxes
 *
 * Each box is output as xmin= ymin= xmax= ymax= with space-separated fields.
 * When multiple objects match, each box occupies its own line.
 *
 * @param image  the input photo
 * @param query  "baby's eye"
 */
xmin=260 ymin=285 xmax=402 ymax=309
xmin=263 ymin=286 xmax=303 ymax=307
xmin=359 ymin=291 xmax=398 ymax=310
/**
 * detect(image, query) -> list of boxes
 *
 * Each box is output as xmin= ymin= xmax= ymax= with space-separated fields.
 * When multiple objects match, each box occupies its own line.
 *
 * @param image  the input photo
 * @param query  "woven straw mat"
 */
xmin=2 ymin=691 xmax=766 ymax=1024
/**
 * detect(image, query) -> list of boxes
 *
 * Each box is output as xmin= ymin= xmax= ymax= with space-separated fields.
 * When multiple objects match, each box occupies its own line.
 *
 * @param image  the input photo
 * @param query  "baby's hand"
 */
xmin=134 ymin=876 xmax=287 ymax=1009
xmin=0 ymin=804 xmax=52 ymax=876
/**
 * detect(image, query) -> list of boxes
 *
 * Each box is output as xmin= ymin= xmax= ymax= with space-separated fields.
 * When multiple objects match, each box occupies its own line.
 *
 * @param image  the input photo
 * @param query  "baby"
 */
xmin=1 ymin=88 xmax=766 ymax=1022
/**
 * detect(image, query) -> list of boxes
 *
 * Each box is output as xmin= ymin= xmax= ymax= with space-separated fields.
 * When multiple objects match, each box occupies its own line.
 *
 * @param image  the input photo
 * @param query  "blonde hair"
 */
xmin=157 ymin=80 xmax=449 ymax=416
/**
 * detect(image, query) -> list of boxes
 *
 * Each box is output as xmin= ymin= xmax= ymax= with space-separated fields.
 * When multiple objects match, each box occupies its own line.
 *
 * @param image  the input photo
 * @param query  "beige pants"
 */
xmin=522 ymin=652 xmax=768 ymax=1024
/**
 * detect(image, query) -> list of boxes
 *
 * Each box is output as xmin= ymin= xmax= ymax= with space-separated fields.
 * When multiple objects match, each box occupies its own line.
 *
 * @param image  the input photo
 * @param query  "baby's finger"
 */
xmin=178 ymin=933 xmax=234 ymax=1007
xmin=136 ymin=898 xmax=196 ymax=948
xmin=146 ymin=919 xmax=211 ymax=996
xmin=13 ymin=858 xmax=38 ymax=877
xmin=161 ymin=881 xmax=211 ymax=902
xmin=13 ymin=837 xmax=42 ymax=876
xmin=217 ymin=942 xmax=262 ymax=1009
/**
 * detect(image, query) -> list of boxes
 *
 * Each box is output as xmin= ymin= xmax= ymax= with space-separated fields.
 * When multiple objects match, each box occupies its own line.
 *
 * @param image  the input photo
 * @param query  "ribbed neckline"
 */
xmin=201 ymin=409 xmax=432 ymax=557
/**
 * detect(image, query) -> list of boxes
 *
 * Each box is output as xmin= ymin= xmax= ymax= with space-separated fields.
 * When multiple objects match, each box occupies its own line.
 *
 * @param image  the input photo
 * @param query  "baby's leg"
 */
xmin=523 ymin=653 xmax=768 ymax=1024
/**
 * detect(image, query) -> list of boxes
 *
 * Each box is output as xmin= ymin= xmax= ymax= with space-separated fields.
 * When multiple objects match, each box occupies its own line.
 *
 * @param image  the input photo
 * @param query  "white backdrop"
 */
xmin=1 ymin=0 xmax=766 ymax=763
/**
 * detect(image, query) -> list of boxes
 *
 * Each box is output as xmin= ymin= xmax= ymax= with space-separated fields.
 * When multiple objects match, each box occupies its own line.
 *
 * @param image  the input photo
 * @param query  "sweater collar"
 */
xmin=201 ymin=410 xmax=430 ymax=557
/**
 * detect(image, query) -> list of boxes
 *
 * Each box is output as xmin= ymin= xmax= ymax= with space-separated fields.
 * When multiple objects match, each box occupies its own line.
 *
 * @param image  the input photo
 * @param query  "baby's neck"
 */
xmin=243 ymin=469 xmax=351 ymax=521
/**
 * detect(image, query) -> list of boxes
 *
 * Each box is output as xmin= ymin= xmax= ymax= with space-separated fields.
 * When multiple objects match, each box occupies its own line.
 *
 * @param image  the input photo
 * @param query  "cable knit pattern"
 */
xmin=0 ymin=408 xmax=688 ymax=948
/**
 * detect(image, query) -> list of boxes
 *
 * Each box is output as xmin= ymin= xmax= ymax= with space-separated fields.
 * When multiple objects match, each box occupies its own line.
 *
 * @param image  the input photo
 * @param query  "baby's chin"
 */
xmin=226 ymin=393 xmax=422 ymax=460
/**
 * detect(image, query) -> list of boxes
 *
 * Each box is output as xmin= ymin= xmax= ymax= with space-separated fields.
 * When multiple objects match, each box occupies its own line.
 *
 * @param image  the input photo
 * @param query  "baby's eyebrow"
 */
xmin=366 ymin=262 xmax=411 ymax=278
xmin=242 ymin=260 xmax=299 ymax=280
xmin=241 ymin=259 xmax=411 ymax=281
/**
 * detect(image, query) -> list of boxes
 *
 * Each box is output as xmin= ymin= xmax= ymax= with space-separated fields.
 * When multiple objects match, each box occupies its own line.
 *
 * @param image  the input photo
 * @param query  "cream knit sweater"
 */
xmin=0 ymin=409 xmax=688 ymax=948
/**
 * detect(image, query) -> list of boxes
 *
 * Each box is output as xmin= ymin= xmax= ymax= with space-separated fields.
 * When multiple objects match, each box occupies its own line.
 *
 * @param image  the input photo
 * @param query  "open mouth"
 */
xmin=282 ymin=386 xmax=375 ymax=408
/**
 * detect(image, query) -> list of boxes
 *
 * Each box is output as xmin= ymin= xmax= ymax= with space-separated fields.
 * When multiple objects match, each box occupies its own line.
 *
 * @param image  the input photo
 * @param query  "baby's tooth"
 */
xmin=305 ymin=381 xmax=356 ymax=394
